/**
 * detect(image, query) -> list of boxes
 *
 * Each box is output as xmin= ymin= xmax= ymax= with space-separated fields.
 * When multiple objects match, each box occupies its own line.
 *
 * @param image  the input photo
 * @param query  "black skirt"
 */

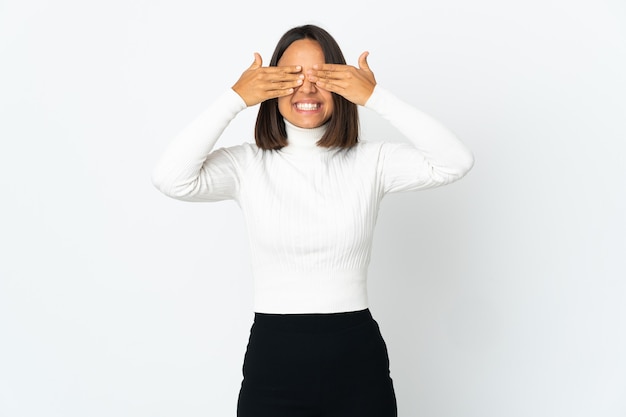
xmin=237 ymin=308 xmax=397 ymax=417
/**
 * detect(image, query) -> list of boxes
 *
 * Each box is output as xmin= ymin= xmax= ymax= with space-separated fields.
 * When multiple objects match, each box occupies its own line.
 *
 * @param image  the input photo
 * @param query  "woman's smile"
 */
xmin=277 ymin=39 xmax=334 ymax=129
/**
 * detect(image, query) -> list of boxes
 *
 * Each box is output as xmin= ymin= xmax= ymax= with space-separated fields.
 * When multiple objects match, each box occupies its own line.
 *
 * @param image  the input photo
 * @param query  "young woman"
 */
xmin=152 ymin=24 xmax=474 ymax=417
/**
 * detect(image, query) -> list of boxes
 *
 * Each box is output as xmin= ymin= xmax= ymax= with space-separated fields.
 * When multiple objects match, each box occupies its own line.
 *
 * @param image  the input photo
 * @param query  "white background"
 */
xmin=1 ymin=1 xmax=625 ymax=416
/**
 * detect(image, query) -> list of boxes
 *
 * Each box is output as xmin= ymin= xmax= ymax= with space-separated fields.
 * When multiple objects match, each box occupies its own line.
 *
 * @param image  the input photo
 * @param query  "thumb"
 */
xmin=358 ymin=51 xmax=370 ymax=71
xmin=249 ymin=52 xmax=263 ymax=70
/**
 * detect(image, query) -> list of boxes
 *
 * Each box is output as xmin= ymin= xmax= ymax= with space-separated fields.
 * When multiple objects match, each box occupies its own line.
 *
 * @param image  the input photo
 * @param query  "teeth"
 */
xmin=296 ymin=103 xmax=319 ymax=110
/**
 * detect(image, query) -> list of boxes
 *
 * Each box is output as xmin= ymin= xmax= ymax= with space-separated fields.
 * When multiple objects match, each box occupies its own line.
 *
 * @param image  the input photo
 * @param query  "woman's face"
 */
xmin=277 ymin=39 xmax=334 ymax=129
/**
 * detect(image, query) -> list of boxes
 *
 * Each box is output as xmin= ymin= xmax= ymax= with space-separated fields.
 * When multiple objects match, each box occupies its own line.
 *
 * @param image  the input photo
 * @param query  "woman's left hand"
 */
xmin=306 ymin=51 xmax=377 ymax=106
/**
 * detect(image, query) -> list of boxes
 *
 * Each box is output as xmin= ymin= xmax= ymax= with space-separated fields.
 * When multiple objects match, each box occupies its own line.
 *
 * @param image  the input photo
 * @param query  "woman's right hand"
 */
xmin=232 ymin=53 xmax=304 ymax=107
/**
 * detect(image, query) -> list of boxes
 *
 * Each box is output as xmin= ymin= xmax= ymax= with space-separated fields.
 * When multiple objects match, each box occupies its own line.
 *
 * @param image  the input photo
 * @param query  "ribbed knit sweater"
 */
xmin=152 ymin=86 xmax=474 ymax=314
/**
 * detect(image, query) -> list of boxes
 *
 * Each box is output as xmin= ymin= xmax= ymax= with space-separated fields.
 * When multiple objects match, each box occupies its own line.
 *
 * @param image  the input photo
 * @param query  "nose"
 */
xmin=299 ymin=76 xmax=317 ymax=94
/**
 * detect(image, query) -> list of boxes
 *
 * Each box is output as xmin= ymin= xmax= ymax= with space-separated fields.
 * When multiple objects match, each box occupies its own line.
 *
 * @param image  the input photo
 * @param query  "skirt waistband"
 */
xmin=253 ymin=308 xmax=373 ymax=333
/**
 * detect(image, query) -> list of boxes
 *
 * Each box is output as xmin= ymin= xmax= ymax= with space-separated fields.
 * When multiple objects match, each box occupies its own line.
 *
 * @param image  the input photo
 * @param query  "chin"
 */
xmin=290 ymin=118 xmax=325 ymax=129
xmin=301 ymin=121 xmax=324 ymax=129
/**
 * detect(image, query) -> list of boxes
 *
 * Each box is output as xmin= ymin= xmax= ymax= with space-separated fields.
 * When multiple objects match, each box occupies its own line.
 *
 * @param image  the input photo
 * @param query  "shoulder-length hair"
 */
xmin=255 ymin=25 xmax=360 ymax=150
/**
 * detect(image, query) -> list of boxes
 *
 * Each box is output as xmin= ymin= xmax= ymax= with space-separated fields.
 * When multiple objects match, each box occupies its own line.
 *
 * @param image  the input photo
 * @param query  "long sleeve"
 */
xmin=364 ymin=86 xmax=475 ymax=194
xmin=151 ymin=89 xmax=249 ymax=202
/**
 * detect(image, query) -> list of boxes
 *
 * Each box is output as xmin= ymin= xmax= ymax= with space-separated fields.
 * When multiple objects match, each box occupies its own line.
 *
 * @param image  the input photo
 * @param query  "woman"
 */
xmin=152 ymin=24 xmax=474 ymax=417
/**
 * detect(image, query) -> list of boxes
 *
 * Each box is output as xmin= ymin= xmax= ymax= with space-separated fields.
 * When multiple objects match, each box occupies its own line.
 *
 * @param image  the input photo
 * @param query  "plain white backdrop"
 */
xmin=1 ymin=1 xmax=625 ymax=416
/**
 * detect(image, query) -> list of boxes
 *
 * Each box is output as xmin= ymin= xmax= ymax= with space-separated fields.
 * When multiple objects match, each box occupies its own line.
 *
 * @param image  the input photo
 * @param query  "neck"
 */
xmin=281 ymin=120 xmax=330 ymax=155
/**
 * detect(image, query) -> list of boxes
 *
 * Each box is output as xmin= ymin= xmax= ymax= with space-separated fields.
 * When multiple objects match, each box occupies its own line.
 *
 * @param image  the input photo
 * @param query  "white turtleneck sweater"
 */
xmin=152 ymin=86 xmax=474 ymax=314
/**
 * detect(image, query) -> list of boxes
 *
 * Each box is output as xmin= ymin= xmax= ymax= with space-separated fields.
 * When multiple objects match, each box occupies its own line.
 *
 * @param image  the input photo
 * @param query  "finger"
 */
xmin=314 ymin=78 xmax=348 ymax=92
xmin=273 ymin=87 xmax=296 ymax=97
xmin=259 ymin=86 xmax=296 ymax=101
xmin=260 ymin=70 xmax=303 ymax=88
xmin=307 ymin=69 xmax=348 ymax=83
xmin=270 ymin=78 xmax=304 ymax=90
xmin=358 ymin=51 xmax=370 ymax=71
xmin=265 ymin=64 xmax=302 ymax=75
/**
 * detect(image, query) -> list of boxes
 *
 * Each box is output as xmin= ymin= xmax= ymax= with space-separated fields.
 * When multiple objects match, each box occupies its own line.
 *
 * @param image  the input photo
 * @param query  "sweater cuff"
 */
xmin=224 ymin=88 xmax=248 ymax=113
xmin=363 ymin=84 xmax=389 ymax=111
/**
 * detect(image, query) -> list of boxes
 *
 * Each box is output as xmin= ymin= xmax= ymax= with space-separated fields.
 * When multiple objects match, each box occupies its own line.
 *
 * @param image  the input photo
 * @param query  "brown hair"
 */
xmin=255 ymin=25 xmax=360 ymax=150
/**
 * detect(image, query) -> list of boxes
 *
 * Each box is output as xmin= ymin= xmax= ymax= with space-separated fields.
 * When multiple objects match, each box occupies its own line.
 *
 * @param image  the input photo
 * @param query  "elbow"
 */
xmin=437 ymin=150 xmax=475 ymax=185
xmin=151 ymin=168 xmax=218 ymax=202
xmin=458 ymin=149 xmax=475 ymax=177
xmin=150 ymin=167 xmax=189 ymax=200
xmin=151 ymin=167 xmax=170 ymax=196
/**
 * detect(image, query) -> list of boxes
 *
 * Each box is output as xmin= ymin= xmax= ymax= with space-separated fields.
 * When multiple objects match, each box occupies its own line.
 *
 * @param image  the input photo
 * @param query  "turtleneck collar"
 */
xmin=280 ymin=120 xmax=332 ymax=155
